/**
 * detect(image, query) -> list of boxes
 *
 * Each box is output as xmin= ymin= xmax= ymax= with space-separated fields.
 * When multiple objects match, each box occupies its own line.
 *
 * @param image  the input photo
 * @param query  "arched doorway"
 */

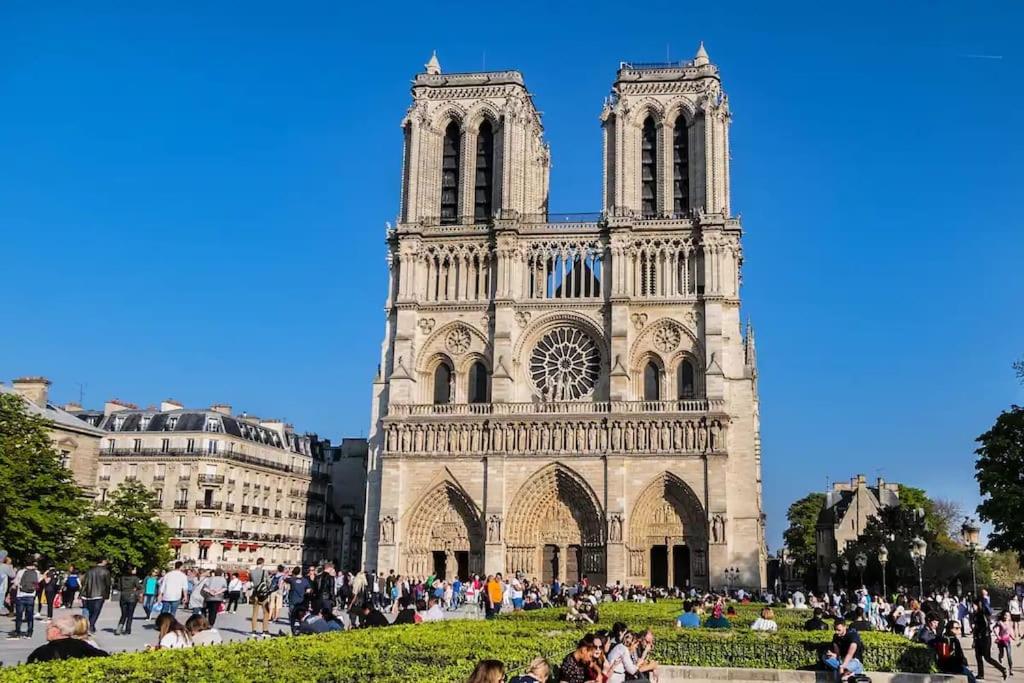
xmin=627 ymin=472 xmax=707 ymax=589
xmin=505 ymin=464 xmax=606 ymax=584
xmin=403 ymin=480 xmax=484 ymax=580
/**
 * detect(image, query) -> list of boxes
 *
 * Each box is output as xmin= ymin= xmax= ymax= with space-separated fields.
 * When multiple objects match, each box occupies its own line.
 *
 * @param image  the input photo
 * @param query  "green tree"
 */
xmin=76 ymin=480 xmax=172 ymax=575
xmin=975 ymin=405 xmax=1024 ymax=564
xmin=783 ymin=492 xmax=825 ymax=585
xmin=0 ymin=392 xmax=89 ymax=564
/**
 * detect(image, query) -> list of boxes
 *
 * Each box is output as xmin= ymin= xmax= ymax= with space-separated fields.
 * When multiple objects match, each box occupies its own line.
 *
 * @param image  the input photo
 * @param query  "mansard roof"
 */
xmin=70 ymin=406 xmax=316 ymax=455
xmin=0 ymin=384 xmax=105 ymax=437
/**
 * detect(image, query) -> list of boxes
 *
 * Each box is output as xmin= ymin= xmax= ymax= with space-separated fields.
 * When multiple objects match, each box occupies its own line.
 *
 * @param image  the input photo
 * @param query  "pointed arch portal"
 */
xmin=505 ymin=464 xmax=606 ymax=584
xmin=403 ymin=479 xmax=484 ymax=580
xmin=627 ymin=472 xmax=708 ymax=589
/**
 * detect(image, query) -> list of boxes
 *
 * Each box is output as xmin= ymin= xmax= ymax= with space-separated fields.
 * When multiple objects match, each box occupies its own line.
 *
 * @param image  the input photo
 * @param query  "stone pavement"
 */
xmin=0 ymin=601 xmax=484 ymax=666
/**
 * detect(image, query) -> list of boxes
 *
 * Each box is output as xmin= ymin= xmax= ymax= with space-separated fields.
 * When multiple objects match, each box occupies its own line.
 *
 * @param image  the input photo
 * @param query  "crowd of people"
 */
xmin=5 ymin=551 xmax=1024 ymax=683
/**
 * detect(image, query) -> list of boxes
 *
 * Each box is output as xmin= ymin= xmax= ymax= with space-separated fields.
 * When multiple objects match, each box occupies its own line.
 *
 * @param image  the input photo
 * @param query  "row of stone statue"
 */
xmin=383 ymin=417 xmax=726 ymax=455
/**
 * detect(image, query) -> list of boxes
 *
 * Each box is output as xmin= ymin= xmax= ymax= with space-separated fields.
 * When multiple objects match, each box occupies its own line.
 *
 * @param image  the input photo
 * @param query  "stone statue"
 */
xmin=487 ymin=515 xmax=502 ymax=543
xmin=380 ymin=516 xmax=395 ymax=544
xmin=608 ymin=514 xmax=623 ymax=542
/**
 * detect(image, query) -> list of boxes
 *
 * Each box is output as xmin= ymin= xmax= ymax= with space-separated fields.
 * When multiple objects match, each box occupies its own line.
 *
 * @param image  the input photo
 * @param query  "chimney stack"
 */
xmin=64 ymin=401 xmax=83 ymax=413
xmin=210 ymin=404 xmax=232 ymax=416
xmin=161 ymin=399 xmax=184 ymax=412
xmin=856 ymin=474 xmax=866 ymax=486
xmin=104 ymin=399 xmax=136 ymax=417
xmin=11 ymin=377 xmax=51 ymax=407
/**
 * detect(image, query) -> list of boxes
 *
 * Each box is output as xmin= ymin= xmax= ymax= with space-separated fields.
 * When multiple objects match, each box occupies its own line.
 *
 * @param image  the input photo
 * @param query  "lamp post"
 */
xmin=855 ymin=552 xmax=867 ymax=588
xmin=784 ymin=553 xmax=796 ymax=589
xmin=828 ymin=562 xmax=837 ymax=594
xmin=960 ymin=517 xmax=981 ymax=596
xmin=910 ymin=536 xmax=928 ymax=598
xmin=842 ymin=558 xmax=850 ymax=590
xmin=878 ymin=545 xmax=889 ymax=599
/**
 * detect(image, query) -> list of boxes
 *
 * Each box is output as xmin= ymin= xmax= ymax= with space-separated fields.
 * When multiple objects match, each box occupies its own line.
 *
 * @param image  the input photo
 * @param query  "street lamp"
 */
xmin=910 ymin=536 xmax=928 ymax=598
xmin=960 ymin=517 xmax=981 ymax=596
xmin=828 ymin=562 xmax=837 ymax=594
xmin=877 ymin=545 xmax=889 ymax=598
xmin=855 ymin=552 xmax=867 ymax=588
xmin=842 ymin=558 xmax=850 ymax=589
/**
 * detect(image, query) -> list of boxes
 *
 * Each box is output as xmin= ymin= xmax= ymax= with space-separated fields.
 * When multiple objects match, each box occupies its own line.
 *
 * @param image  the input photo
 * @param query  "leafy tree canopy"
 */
xmin=783 ymin=492 xmax=825 ymax=582
xmin=0 ymin=392 xmax=88 ymax=565
xmin=76 ymin=480 xmax=173 ymax=575
xmin=975 ymin=405 xmax=1024 ymax=564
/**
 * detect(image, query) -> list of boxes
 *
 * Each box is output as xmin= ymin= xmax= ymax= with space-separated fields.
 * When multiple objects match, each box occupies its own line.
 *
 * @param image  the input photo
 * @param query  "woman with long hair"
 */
xmin=466 ymin=659 xmax=505 ymax=683
xmin=995 ymin=610 xmax=1016 ymax=675
xmin=152 ymin=612 xmax=192 ymax=650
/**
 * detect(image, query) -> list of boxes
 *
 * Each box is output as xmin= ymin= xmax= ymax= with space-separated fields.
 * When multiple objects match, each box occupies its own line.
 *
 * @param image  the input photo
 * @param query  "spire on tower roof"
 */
xmin=425 ymin=50 xmax=442 ymax=75
xmin=744 ymin=319 xmax=758 ymax=370
xmin=694 ymin=41 xmax=710 ymax=67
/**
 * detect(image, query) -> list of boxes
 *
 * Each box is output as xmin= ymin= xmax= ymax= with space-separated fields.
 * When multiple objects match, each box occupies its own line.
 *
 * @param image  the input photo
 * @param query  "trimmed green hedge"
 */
xmin=0 ymin=602 xmax=932 ymax=682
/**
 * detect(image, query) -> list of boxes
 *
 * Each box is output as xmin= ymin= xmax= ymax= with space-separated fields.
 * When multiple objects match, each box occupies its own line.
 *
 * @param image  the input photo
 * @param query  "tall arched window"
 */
xmin=440 ymin=121 xmax=461 ymax=225
xmin=433 ymin=362 xmax=453 ymax=404
xmin=641 ymin=116 xmax=658 ymax=218
xmin=677 ymin=359 xmax=696 ymax=399
xmin=672 ymin=115 xmax=689 ymax=216
xmin=643 ymin=361 xmax=661 ymax=401
xmin=474 ymin=120 xmax=494 ymax=222
xmin=468 ymin=361 xmax=489 ymax=403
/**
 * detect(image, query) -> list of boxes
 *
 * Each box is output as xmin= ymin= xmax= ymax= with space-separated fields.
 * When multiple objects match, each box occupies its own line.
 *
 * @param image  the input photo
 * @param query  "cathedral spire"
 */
xmin=694 ymin=41 xmax=710 ymax=67
xmin=744 ymin=319 xmax=758 ymax=370
xmin=425 ymin=50 xmax=441 ymax=75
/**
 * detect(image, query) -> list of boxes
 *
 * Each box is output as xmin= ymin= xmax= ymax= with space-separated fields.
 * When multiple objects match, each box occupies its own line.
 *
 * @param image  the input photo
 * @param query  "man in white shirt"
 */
xmin=158 ymin=561 xmax=189 ymax=614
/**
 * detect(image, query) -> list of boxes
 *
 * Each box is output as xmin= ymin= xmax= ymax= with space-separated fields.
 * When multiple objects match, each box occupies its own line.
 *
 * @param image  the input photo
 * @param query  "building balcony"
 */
xmin=99 ymin=448 xmax=299 ymax=476
xmin=261 ymin=508 xmax=270 ymax=517
xmin=240 ymin=505 xmax=250 ymax=514
xmin=274 ymin=510 xmax=282 ymax=519
xmin=225 ymin=503 xmax=235 ymax=512
xmin=98 ymin=475 xmax=111 ymax=482
xmin=198 ymin=474 xmax=225 ymax=485
xmin=153 ymin=474 xmax=165 ymax=481
xmin=227 ymin=478 xmax=236 ymax=487
xmin=195 ymin=501 xmax=223 ymax=512
xmin=178 ymin=474 xmax=191 ymax=481
xmin=289 ymin=488 xmax=303 ymax=498
xmin=173 ymin=501 xmax=189 ymax=510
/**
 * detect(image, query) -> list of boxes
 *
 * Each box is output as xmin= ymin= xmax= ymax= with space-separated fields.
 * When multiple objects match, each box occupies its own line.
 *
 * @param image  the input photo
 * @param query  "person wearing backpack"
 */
xmin=7 ymin=558 xmax=41 ymax=639
xmin=248 ymin=557 xmax=273 ymax=638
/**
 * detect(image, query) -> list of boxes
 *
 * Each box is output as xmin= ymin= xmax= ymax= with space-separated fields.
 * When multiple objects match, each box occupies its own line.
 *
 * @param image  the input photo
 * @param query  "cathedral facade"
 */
xmin=363 ymin=45 xmax=765 ymax=590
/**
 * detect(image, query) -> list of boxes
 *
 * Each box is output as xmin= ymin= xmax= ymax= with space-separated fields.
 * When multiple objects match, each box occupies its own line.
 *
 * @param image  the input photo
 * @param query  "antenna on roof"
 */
xmin=78 ymin=382 xmax=86 ymax=405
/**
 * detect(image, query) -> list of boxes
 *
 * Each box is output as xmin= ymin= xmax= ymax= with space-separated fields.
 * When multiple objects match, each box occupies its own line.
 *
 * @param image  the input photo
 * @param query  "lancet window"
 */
xmin=433 ymin=362 xmax=454 ymax=405
xmin=524 ymin=241 xmax=603 ymax=300
xmin=468 ymin=362 xmax=489 ymax=404
xmin=440 ymin=122 xmax=461 ymax=225
xmin=672 ymin=115 xmax=689 ymax=216
xmin=474 ymin=120 xmax=494 ymax=222
xmin=643 ymin=361 xmax=661 ymax=401
xmin=422 ymin=245 xmax=491 ymax=302
xmin=677 ymin=360 xmax=697 ymax=399
xmin=641 ymin=116 xmax=658 ymax=218
xmin=630 ymin=238 xmax=700 ymax=298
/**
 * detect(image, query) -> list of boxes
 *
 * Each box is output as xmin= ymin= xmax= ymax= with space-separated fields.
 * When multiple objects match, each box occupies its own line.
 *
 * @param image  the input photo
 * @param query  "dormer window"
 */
xmin=167 ymin=416 xmax=178 ymax=431
xmin=140 ymin=416 xmax=151 ymax=431
xmin=205 ymin=418 xmax=221 ymax=433
xmin=114 ymin=415 xmax=126 ymax=431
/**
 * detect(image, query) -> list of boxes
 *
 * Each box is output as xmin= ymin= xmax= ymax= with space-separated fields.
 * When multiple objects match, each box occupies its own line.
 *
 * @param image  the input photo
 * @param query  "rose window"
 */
xmin=445 ymin=327 xmax=471 ymax=355
xmin=529 ymin=327 xmax=600 ymax=401
xmin=653 ymin=324 xmax=681 ymax=352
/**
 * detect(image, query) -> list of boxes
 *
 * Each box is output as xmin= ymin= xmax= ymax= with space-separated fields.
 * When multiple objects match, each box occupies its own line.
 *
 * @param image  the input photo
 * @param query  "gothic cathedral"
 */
xmin=364 ymin=45 xmax=766 ymax=590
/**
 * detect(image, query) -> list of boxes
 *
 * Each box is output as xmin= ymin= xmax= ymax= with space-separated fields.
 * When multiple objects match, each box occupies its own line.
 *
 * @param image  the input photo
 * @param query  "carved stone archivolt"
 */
xmin=504 ymin=464 xmax=606 ymax=580
xmin=402 ymin=479 xmax=484 ymax=576
xmin=382 ymin=415 xmax=726 ymax=457
xmin=626 ymin=472 xmax=708 ymax=581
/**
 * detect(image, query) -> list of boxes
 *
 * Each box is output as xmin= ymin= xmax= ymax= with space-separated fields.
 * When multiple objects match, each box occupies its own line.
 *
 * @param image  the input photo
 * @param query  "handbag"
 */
xmin=53 ymin=593 xmax=62 ymax=609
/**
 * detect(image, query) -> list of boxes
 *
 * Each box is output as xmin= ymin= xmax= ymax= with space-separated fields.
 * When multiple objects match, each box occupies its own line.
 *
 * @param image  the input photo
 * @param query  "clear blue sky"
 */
xmin=2 ymin=2 xmax=1022 ymax=550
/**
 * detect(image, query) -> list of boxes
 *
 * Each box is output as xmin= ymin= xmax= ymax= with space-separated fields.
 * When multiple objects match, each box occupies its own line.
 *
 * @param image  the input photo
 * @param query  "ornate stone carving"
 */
xmin=515 ymin=311 xmax=531 ymax=328
xmin=487 ymin=514 xmax=502 ymax=543
xmin=445 ymin=327 xmax=472 ymax=355
xmin=608 ymin=514 xmax=623 ymax=542
xmin=380 ymin=516 xmax=396 ymax=544
xmin=711 ymin=514 xmax=726 ymax=544
xmin=418 ymin=318 xmax=436 ymax=334
xmin=630 ymin=313 xmax=648 ymax=330
xmin=529 ymin=327 xmax=600 ymax=401
xmin=653 ymin=324 xmax=681 ymax=352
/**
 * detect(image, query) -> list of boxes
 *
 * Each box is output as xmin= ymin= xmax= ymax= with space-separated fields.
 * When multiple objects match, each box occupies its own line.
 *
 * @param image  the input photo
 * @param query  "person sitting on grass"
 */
xmin=751 ymin=606 xmax=779 ymax=632
xmin=185 ymin=614 xmax=223 ymax=646
xmin=151 ymin=612 xmax=192 ymax=650
xmin=466 ymin=659 xmax=505 ymax=683
xmin=509 ymin=656 xmax=550 ymax=683
xmin=704 ymin=603 xmax=731 ymax=629
xmin=26 ymin=614 xmax=109 ymax=663
xmin=676 ymin=600 xmax=701 ymax=628
xmin=823 ymin=618 xmax=865 ymax=681
xmin=805 ymin=607 xmax=831 ymax=631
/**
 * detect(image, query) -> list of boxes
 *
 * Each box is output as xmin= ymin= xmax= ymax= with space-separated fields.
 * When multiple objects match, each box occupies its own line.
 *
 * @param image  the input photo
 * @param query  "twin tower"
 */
xmin=364 ymin=45 xmax=766 ymax=590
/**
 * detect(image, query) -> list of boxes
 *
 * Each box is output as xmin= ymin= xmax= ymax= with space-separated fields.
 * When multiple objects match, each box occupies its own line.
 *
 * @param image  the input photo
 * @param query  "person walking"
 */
xmin=226 ymin=572 xmax=243 ymax=614
xmin=0 ymin=556 xmax=16 ymax=618
xmin=40 ymin=567 xmax=61 ymax=620
xmin=142 ymin=570 xmax=159 ymax=618
xmin=972 ymin=598 xmax=1007 ymax=680
xmin=995 ymin=610 xmax=1016 ymax=675
xmin=115 ymin=566 xmax=142 ymax=635
xmin=248 ymin=557 xmax=274 ymax=638
xmin=79 ymin=559 xmax=112 ymax=634
xmin=62 ymin=566 xmax=80 ymax=610
xmin=158 ymin=562 xmax=188 ymax=614
xmin=202 ymin=569 xmax=227 ymax=626
xmin=8 ymin=557 xmax=41 ymax=639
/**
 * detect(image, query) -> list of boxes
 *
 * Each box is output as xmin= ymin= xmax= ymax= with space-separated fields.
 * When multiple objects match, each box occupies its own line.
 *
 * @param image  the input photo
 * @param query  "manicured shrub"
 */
xmin=0 ymin=601 xmax=931 ymax=682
